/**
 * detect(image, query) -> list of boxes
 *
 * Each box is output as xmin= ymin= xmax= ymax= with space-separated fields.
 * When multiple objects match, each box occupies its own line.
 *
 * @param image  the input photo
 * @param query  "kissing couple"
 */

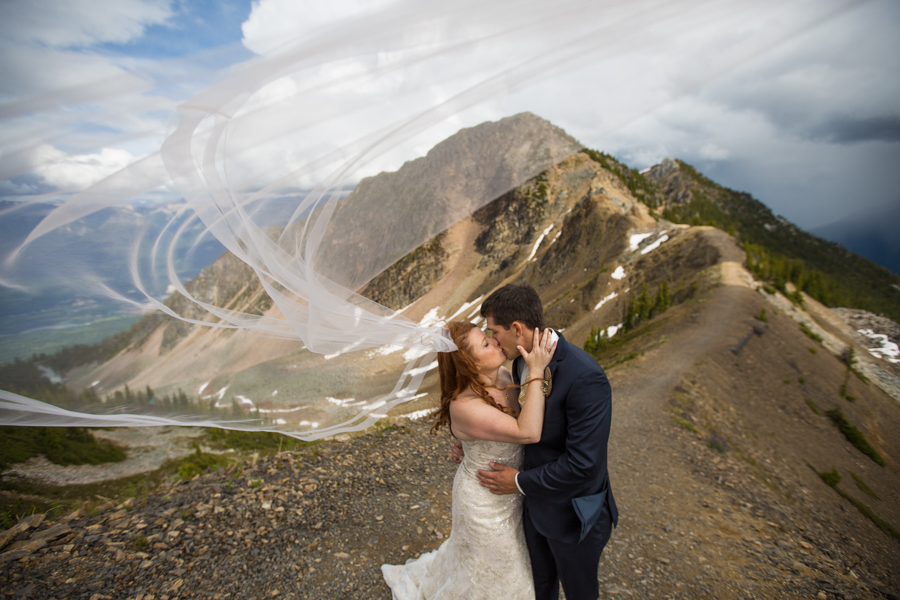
xmin=383 ymin=284 xmax=618 ymax=600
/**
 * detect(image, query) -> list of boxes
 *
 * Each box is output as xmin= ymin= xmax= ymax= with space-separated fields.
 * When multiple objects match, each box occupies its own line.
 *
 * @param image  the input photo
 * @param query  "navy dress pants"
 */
xmin=523 ymin=505 xmax=614 ymax=600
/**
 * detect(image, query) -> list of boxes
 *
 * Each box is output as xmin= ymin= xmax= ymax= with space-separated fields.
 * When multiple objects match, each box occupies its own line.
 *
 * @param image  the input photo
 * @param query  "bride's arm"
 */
xmin=449 ymin=329 xmax=555 ymax=444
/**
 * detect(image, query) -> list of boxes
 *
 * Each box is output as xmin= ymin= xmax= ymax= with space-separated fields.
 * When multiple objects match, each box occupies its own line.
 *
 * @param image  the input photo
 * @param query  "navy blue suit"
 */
xmin=515 ymin=332 xmax=618 ymax=600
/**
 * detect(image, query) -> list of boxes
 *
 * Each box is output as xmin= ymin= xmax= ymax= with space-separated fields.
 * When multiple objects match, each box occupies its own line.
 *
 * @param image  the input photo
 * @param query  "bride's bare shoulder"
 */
xmin=452 ymin=388 xmax=481 ymax=405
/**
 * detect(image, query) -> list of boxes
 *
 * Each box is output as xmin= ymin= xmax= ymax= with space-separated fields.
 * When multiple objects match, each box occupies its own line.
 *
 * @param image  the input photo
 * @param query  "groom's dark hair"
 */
xmin=481 ymin=283 xmax=546 ymax=330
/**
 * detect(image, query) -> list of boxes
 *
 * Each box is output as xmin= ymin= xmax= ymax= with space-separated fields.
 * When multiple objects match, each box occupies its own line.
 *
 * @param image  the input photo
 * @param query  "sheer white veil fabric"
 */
xmin=0 ymin=0 xmax=856 ymax=439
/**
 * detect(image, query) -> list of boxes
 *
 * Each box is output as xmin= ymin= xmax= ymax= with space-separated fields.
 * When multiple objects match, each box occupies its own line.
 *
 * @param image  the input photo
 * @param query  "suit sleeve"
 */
xmin=516 ymin=370 xmax=610 ymax=498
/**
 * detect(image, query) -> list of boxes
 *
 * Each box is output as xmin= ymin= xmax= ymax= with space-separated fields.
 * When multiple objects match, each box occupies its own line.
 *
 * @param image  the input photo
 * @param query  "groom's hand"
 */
xmin=477 ymin=462 xmax=520 ymax=495
xmin=449 ymin=442 xmax=464 ymax=464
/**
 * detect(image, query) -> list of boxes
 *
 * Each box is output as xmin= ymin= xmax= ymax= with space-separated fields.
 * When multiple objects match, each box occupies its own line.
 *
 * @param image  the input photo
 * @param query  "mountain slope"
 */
xmin=52 ymin=149 xmax=678 ymax=423
xmin=12 ymin=139 xmax=900 ymax=434
xmin=642 ymin=158 xmax=900 ymax=321
xmin=597 ymin=269 xmax=900 ymax=597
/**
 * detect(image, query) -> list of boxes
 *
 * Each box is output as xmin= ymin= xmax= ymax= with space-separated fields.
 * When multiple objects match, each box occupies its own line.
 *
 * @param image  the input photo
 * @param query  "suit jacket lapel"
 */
xmin=548 ymin=330 xmax=567 ymax=380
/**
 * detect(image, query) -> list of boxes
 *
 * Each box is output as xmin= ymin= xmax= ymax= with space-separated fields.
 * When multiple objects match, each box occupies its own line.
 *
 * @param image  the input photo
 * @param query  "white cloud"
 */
xmin=700 ymin=2 xmax=900 ymax=143
xmin=241 ymin=0 xmax=397 ymax=56
xmin=1 ymin=0 xmax=898 ymax=234
xmin=35 ymin=145 xmax=136 ymax=191
xmin=0 ymin=43 xmax=148 ymax=101
xmin=0 ymin=0 xmax=183 ymax=192
xmin=0 ymin=0 xmax=172 ymax=48
xmin=699 ymin=142 xmax=730 ymax=161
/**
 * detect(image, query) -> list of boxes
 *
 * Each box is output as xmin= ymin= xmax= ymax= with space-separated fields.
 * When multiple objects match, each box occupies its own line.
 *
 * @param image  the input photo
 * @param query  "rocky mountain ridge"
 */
xmin=14 ymin=136 xmax=897 ymax=440
xmin=643 ymin=158 xmax=900 ymax=322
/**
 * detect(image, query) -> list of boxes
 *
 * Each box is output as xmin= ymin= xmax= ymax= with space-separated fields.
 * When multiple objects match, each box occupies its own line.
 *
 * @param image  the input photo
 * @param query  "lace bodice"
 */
xmin=458 ymin=438 xmax=525 ymax=478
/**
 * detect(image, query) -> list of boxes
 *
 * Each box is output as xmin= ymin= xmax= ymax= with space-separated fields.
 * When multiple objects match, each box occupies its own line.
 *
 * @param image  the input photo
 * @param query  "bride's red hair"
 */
xmin=431 ymin=321 xmax=517 ymax=434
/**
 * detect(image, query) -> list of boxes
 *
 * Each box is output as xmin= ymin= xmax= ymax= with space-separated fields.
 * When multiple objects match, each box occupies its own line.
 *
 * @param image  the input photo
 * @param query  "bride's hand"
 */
xmin=518 ymin=327 xmax=556 ymax=373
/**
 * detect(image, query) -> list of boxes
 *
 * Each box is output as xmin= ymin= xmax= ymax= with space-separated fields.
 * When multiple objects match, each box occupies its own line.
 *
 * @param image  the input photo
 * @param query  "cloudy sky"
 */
xmin=1 ymin=0 xmax=898 ymax=231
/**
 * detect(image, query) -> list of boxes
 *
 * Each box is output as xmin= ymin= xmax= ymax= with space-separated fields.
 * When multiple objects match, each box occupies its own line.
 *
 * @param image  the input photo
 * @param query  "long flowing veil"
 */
xmin=0 ymin=0 xmax=857 ymax=439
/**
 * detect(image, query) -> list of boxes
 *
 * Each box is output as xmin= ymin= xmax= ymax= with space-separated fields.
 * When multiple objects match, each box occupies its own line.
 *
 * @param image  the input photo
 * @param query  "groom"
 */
xmin=475 ymin=283 xmax=618 ymax=600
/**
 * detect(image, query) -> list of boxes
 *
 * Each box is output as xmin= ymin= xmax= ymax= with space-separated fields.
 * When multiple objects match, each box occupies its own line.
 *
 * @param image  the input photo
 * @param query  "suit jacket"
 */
xmin=515 ymin=331 xmax=618 ymax=544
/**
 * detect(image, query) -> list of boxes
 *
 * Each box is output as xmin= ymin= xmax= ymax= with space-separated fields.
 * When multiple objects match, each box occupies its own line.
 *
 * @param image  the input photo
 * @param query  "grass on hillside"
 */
xmin=849 ymin=470 xmax=880 ymax=501
xmin=0 ymin=463 xmax=170 ymax=529
xmin=0 ymin=427 xmax=324 ymax=528
xmin=584 ymin=278 xmax=691 ymax=363
xmin=176 ymin=428 xmax=327 ymax=482
xmin=0 ymin=426 xmax=129 ymax=527
xmin=0 ymin=426 xmax=126 ymax=471
xmin=825 ymin=408 xmax=885 ymax=466
xmin=839 ymin=370 xmax=856 ymax=402
xmin=799 ymin=323 xmax=822 ymax=343
xmin=814 ymin=466 xmax=900 ymax=542
xmin=174 ymin=444 xmax=235 ymax=481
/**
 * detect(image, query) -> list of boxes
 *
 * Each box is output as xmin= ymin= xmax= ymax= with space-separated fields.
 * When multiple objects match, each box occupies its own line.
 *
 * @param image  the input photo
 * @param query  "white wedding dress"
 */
xmin=382 ymin=439 xmax=535 ymax=599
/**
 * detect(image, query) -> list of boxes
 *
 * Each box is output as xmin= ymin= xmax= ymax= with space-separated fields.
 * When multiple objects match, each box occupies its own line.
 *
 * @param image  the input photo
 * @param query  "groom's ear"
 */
xmin=512 ymin=321 xmax=525 ymax=338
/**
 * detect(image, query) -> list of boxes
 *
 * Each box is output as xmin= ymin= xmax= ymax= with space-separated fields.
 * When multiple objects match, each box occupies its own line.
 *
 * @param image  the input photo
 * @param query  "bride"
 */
xmin=382 ymin=320 xmax=556 ymax=599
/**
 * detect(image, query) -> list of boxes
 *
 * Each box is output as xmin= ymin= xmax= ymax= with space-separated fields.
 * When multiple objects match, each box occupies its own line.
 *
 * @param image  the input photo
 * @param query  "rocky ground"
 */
xmin=3 ymin=276 xmax=900 ymax=600
xmin=1 ymin=421 xmax=457 ymax=600
xmin=2 ymin=415 xmax=897 ymax=600
xmin=832 ymin=309 xmax=900 ymax=346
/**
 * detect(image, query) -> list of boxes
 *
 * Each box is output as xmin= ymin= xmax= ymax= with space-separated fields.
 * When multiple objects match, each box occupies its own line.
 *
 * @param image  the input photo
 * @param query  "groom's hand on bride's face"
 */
xmin=477 ymin=462 xmax=520 ymax=495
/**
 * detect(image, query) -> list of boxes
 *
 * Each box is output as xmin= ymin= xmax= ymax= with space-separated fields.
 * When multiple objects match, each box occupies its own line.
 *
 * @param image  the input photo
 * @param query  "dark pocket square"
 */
xmin=572 ymin=490 xmax=607 ymax=543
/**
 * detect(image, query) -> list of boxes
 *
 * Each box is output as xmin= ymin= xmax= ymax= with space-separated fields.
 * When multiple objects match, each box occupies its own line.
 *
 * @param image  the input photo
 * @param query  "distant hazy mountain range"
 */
xmin=0 ymin=194 xmax=324 ymax=362
xmin=0 ymin=201 xmax=226 ymax=360
xmin=811 ymin=201 xmax=900 ymax=276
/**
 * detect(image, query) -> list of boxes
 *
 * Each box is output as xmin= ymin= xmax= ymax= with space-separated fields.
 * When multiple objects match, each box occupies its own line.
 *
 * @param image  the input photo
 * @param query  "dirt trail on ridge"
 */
xmin=598 ymin=255 xmax=899 ymax=598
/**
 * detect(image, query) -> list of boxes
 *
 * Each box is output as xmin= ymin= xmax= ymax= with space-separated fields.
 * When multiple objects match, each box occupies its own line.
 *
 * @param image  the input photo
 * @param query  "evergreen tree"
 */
xmin=78 ymin=386 xmax=100 ymax=406
xmin=638 ymin=283 xmax=651 ymax=322
xmin=231 ymin=396 xmax=244 ymax=418
xmin=656 ymin=280 xmax=670 ymax=314
xmin=583 ymin=326 xmax=609 ymax=355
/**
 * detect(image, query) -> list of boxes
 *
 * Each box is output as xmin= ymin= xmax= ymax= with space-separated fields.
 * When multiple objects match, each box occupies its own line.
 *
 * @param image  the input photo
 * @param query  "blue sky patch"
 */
xmin=98 ymin=0 xmax=255 ymax=61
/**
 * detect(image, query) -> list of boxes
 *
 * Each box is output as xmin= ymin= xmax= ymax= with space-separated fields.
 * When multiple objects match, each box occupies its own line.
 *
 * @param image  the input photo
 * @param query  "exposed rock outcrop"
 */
xmin=360 ymin=234 xmax=448 ymax=311
xmin=645 ymin=156 xmax=692 ymax=204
